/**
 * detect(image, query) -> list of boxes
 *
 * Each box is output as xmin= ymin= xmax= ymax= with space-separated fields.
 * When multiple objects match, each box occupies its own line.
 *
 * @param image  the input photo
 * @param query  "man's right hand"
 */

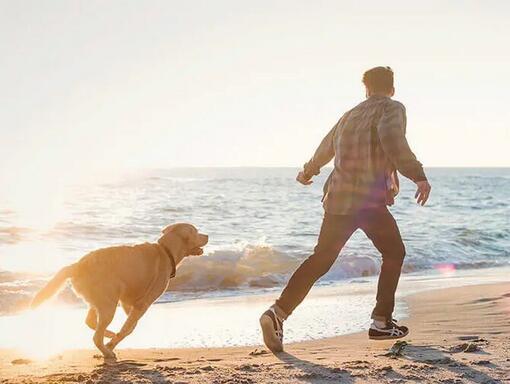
xmin=296 ymin=170 xmax=313 ymax=185
xmin=415 ymin=180 xmax=431 ymax=206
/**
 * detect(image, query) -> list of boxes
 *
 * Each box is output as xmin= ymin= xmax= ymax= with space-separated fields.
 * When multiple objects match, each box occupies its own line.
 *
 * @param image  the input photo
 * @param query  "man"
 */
xmin=260 ymin=66 xmax=431 ymax=353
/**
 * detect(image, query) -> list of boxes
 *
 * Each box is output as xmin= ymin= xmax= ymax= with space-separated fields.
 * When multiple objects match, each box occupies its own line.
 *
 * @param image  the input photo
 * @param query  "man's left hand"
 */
xmin=296 ymin=170 xmax=313 ymax=185
xmin=415 ymin=180 xmax=431 ymax=206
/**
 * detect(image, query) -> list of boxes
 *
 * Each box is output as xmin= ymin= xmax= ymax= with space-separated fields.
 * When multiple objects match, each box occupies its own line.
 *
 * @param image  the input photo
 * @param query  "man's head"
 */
xmin=362 ymin=66 xmax=395 ymax=98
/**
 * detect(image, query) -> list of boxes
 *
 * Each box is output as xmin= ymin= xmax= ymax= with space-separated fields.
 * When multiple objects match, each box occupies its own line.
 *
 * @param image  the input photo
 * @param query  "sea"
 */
xmin=0 ymin=167 xmax=508 ymax=354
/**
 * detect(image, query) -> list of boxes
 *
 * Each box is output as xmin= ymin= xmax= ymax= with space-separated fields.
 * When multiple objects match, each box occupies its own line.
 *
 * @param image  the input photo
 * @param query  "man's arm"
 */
xmin=377 ymin=101 xmax=431 ymax=205
xmin=297 ymin=117 xmax=342 ymax=185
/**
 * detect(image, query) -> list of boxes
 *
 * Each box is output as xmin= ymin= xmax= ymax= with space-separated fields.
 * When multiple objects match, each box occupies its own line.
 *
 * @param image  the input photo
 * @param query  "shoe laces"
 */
xmin=268 ymin=308 xmax=284 ymax=341
xmin=387 ymin=318 xmax=400 ymax=327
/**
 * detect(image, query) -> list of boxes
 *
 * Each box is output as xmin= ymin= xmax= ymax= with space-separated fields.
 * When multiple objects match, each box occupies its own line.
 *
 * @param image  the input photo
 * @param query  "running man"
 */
xmin=260 ymin=66 xmax=431 ymax=353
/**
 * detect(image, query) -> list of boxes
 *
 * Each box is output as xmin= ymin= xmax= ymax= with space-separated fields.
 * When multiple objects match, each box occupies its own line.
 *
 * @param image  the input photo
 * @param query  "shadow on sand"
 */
xmin=276 ymin=352 xmax=356 ymax=383
xmin=275 ymin=342 xmax=503 ymax=383
xmin=93 ymin=359 xmax=167 ymax=384
xmin=402 ymin=343 xmax=502 ymax=383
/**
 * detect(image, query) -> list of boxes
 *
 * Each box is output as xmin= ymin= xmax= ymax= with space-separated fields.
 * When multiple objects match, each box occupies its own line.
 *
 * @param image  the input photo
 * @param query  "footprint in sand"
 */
xmin=249 ymin=348 xmax=268 ymax=356
xmin=11 ymin=359 xmax=32 ymax=365
xmin=469 ymin=297 xmax=501 ymax=304
xmin=154 ymin=357 xmax=181 ymax=362
xmin=457 ymin=335 xmax=479 ymax=341
xmin=117 ymin=360 xmax=148 ymax=366
xmin=238 ymin=364 xmax=260 ymax=371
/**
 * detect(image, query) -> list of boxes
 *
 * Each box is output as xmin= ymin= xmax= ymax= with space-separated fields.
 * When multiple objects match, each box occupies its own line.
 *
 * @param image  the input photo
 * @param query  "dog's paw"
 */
xmin=103 ymin=350 xmax=117 ymax=361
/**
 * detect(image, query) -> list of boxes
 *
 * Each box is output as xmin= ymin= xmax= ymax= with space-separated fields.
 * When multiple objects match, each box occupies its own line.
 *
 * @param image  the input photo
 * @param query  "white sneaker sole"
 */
xmin=259 ymin=314 xmax=283 ymax=353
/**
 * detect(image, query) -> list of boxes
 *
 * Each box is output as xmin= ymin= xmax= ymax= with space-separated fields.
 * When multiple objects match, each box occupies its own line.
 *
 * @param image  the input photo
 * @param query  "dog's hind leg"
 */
xmin=85 ymin=308 xmax=115 ymax=338
xmin=93 ymin=302 xmax=117 ymax=359
xmin=106 ymin=305 xmax=147 ymax=351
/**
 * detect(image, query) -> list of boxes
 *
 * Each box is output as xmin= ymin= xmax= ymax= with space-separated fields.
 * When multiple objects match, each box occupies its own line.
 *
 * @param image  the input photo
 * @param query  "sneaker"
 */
xmin=368 ymin=319 xmax=409 ymax=340
xmin=259 ymin=308 xmax=284 ymax=353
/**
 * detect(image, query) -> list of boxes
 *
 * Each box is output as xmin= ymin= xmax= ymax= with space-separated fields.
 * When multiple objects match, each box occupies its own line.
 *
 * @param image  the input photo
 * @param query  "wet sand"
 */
xmin=1 ymin=282 xmax=509 ymax=383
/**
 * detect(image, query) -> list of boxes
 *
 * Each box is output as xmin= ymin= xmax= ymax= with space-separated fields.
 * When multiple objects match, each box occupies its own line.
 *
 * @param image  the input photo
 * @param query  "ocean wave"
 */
xmin=167 ymin=245 xmax=381 ymax=292
xmin=168 ymin=245 xmax=299 ymax=291
xmin=1 ymin=168 xmax=509 ymax=316
xmin=0 ymin=273 xmax=81 ymax=315
xmin=0 ymin=271 xmax=43 ymax=314
xmin=0 ymin=243 xmax=509 ymax=316
xmin=0 ymin=226 xmax=32 ymax=245
xmin=0 ymin=244 xmax=383 ymax=315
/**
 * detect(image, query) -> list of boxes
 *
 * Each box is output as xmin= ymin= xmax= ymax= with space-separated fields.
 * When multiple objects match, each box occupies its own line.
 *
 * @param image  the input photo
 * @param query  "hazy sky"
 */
xmin=1 ymin=0 xmax=509 ymax=186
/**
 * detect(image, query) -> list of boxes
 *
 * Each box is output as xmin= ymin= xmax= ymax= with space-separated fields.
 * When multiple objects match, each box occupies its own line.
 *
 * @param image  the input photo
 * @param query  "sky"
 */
xmin=1 ymin=0 xmax=509 ymax=189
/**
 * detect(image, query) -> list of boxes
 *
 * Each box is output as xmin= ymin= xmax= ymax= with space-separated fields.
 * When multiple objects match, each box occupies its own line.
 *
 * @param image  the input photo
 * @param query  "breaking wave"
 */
xmin=0 ymin=243 xmax=382 ymax=315
xmin=2 ymin=242 xmax=508 ymax=316
xmin=168 ymin=245 xmax=380 ymax=292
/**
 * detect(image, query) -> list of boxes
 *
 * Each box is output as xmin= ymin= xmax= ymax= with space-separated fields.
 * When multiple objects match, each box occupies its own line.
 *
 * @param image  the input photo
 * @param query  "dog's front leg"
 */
xmin=107 ymin=272 xmax=169 ymax=350
xmin=106 ymin=306 xmax=147 ymax=350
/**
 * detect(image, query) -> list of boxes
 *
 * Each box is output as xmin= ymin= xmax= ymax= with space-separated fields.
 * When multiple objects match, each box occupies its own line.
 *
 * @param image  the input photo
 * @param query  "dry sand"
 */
xmin=1 ymin=282 xmax=509 ymax=383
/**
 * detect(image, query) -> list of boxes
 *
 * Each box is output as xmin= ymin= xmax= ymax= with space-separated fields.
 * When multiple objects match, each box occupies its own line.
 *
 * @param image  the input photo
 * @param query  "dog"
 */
xmin=31 ymin=223 xmax=208 ymax=358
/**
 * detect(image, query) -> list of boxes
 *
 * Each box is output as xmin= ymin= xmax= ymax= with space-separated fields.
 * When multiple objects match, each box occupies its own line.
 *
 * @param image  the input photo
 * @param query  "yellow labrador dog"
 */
xmin=31 ymin=223 xmax=208 ymax=358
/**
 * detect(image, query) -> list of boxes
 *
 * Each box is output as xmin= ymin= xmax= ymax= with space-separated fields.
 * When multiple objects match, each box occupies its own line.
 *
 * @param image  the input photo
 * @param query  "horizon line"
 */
xmin=141 ymin=165 xmax=510 ymax=169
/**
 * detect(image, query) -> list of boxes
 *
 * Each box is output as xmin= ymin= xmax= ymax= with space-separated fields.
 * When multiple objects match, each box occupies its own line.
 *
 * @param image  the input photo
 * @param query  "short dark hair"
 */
xmin=362 ymin=66 xmax=394 ymax=93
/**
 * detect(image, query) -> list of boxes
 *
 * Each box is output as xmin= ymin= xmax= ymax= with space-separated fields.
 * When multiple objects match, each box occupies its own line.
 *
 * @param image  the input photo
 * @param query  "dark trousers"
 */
xmin=275 ymin=206 xmax=405 ymax=321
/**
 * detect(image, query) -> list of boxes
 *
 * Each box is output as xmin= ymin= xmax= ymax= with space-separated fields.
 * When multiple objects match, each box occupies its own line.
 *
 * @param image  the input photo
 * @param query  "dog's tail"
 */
xmin=31 ymin=264 xmax=77 ymax=309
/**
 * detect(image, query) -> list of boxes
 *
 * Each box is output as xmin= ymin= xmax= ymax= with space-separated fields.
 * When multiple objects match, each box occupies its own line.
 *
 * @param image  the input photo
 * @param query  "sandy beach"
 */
xmin=1 ymin=282 xmax=508 ymax=384
xmin=2 ymin=0 xmax=509 ymax=382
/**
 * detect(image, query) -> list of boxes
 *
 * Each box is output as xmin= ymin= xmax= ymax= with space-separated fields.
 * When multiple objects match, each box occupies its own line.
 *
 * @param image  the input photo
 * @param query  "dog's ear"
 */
xmin=162 ymin=224 xmax=175 ymax=235
xmin=158 ymin=230 xmax=185 ymax=259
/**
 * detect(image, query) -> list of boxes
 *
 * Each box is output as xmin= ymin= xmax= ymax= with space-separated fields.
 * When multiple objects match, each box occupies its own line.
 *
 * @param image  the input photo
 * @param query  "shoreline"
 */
xmin=2 ymin=266 xmax=509 ymax=353
xmin=1 ymin=282 xmax=509 ymax=383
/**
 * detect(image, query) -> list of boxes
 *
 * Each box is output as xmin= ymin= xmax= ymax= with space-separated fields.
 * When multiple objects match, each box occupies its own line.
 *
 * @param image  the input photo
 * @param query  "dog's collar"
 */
xmin=158 ymin=242 xmax=176 ymax=278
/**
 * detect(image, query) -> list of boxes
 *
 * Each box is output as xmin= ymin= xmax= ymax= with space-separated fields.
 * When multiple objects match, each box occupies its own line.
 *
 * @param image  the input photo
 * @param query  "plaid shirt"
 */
xmin=304 ymin=95 xmax=427 ymax=215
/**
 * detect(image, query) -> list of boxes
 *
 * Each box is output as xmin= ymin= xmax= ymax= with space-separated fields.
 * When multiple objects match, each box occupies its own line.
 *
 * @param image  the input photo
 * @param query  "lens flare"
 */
xmin=434 ymin=263 xmax=456 ymax=276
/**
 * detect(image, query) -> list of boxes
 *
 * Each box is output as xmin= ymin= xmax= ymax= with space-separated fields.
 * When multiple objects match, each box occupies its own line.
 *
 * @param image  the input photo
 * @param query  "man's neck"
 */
xmin=368 ymin=93 xmax=391 ymax=98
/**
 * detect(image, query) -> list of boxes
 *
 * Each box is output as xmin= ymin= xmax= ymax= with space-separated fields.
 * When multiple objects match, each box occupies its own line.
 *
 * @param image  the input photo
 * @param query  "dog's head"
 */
xmin=158 ymin=223 xmax=208 ymax=258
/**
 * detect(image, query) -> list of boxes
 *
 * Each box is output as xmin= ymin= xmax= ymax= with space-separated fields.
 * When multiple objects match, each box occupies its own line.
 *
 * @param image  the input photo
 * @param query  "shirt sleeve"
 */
xmin=302 ymin=118 xmax=340 ymax=177
xmin=377 ymin=101 xmax=427 ymax=182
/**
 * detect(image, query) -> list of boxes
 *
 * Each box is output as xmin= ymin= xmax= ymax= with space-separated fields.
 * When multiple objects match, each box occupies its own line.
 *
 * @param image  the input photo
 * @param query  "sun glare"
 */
xmin=0 ymin=305 xmax=91 ymax=360
xmin=3 ymin=176 xmax=66 ymax=232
